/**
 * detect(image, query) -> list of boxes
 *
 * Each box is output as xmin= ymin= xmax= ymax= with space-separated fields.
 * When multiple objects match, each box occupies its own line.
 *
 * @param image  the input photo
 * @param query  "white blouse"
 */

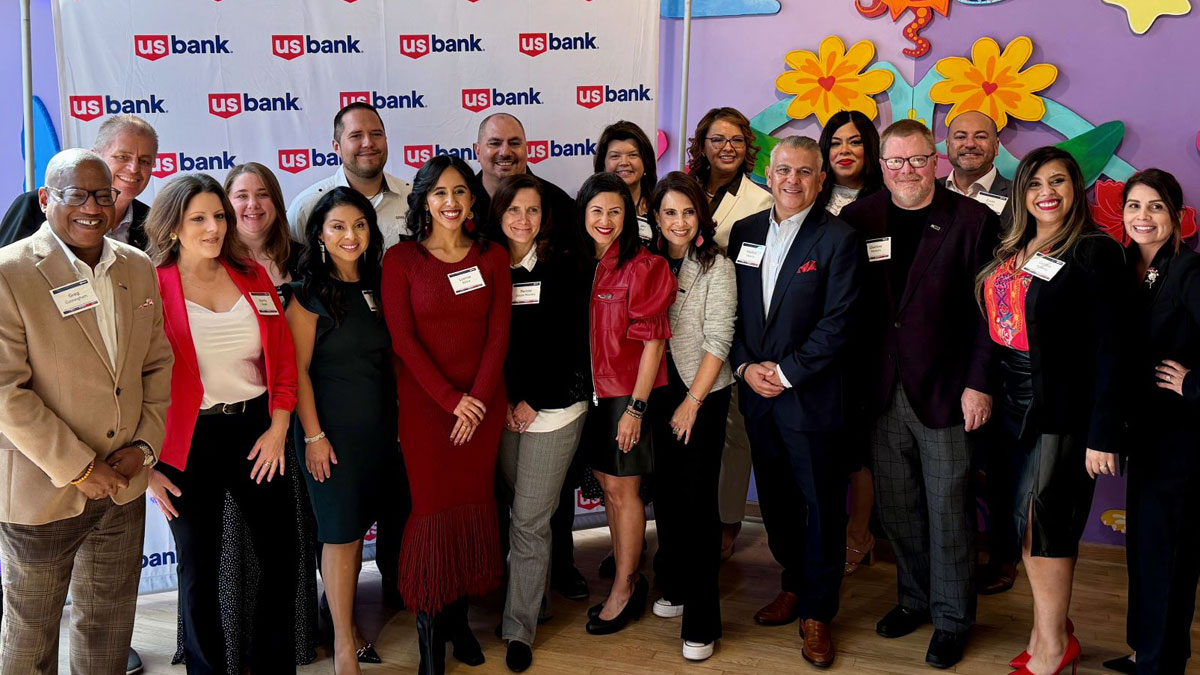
xmin=186 ymin=296 xmax=267 ymax=408
xmin=825 ymin=184 xmax=862 ymax=217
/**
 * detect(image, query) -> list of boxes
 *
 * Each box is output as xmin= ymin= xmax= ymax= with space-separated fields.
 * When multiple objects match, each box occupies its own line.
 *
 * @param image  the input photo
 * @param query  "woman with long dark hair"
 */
xmin=975 ymin=147 xmax=1130 ymax=675
xmin=286 ymin=187 xmax=396 ymax=674
xmin=380 ymin=155 xmax=511 ymax=674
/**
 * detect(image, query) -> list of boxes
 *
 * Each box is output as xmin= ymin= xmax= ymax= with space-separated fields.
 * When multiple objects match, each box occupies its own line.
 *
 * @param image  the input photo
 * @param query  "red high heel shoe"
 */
xmin=1009 ymin=618 xmax=1075 ymax=668
xmin=1011 ymin=634 xmax=1081 ymax=675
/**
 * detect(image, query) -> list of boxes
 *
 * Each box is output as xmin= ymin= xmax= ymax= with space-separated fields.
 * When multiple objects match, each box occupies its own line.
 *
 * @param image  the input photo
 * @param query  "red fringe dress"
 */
xmin=380 ymin=241 xmax=511 ymax=613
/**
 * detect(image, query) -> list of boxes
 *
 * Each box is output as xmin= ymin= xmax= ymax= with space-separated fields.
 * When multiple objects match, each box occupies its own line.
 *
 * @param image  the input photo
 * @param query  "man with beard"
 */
xmin=839 ymin=120 xmax=1000 ymax=669
xmin=287 ymin=103 xmax=412 ymax=248
xmin=471 ymin=113 xmax=577 ymax=233
xmin=944 ymin=111 xmax=1011 ymax=220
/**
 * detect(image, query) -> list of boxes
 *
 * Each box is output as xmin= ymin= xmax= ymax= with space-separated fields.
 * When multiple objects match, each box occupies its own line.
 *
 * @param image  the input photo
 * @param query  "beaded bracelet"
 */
xmin=70 ymin=459 xmax=95 ymax=485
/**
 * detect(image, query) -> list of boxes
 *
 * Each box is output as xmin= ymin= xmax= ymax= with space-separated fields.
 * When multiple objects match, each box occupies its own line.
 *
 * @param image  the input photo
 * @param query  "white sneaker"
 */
xmin=682 ymin=640 xmax=714 ymax=661
xmin=653 ymin=597 xmax=685 ymax=618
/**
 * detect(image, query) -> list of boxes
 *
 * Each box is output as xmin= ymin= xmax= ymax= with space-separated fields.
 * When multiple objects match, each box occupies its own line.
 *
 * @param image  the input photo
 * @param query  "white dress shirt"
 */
xmin=50 ymin=230 xmax=119 ymax=369
xmin=286 ymin=166 xmax=413 ymax=248
xmin=945 ymin=165 xmax=997 ymax=198
xmin=761 ymin=205 xmax=814 ymax=389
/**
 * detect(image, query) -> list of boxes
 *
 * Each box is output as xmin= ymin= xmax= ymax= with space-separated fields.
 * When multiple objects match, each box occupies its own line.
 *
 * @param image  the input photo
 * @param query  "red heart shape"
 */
xmin=818 ymin=76 xmax=836 ymax=91
xmin=981 ymin=81 xmax=998 ymax=96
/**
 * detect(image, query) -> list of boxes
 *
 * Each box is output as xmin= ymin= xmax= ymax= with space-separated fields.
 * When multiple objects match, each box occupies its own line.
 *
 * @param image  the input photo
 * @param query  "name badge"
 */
xmin=975 ymin=191 xmax=1008 ymax=216
xmin=1021 ymin=252 xmax=1065 ymax=281
xmin=50 ymin=278 xmax=100 ymax=318
xmin=448 ymin=266 xmax=487 ymax=295
xmin=249 ymin=292 xmax=280 ymax=316
xmin=866 ymin=237 xmax=892 ymax=262
xmin=637 ymin=218 xmax=653 ymax=241
xmin=736 ymin=242 xmax=766 ymax=268
xmin=512 ymin=281 xmax=542 ymax=305
xmin=362 ymin=290 xmax=378 ymax=312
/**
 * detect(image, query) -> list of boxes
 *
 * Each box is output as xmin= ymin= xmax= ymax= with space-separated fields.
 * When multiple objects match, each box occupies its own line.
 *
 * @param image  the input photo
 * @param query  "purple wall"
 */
xmin=2 ymin=0 xmax=60 ymax=195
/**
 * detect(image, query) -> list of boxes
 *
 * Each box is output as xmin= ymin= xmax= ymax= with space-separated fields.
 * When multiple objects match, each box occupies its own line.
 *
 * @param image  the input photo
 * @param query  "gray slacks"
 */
xmin=872 ymin=384 xmax=976 ymax=633
xmin=498 ymin=415 xmax=586 ymax=645
xmin=0 ymin=496 xmax=146 ymax=675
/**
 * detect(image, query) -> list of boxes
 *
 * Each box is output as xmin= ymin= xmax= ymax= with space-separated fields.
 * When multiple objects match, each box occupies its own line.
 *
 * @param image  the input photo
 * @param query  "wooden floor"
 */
xmin=69 ymin=521 xmax=1200 ymax=674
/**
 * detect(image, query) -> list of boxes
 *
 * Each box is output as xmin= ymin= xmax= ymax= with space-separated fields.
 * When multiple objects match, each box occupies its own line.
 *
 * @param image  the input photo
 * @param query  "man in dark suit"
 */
xmin=839 ymin=119 xmax=1000 ymax=669
xmin=0 ymin=115 xmax=157 ymax=252
xmin=728 ymin=135 xmax=861 ymax=667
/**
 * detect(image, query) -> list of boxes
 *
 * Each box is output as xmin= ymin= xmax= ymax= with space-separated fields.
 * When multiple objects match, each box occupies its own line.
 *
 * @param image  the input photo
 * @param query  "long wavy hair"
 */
xmin=1123 ymin=168 xmax=1187 ymax=254
xmin=576 ymin=172 xmax=642 ymax=268
xmin=594 ymin=120 xmax=658 ymax=214
xmin=223 ymin=162 xmax=291 ymax=274
xmin=650 ymin=172 xmax=721 ymax=273
xmin=404 ymin=154 xmax=489 ymax=252
xmin=686 ymin=107 xmax=759 ymax=186
xmin=816 ymin=110 xmax=883 ymax=209
xmin=975 ymin=146 xmax=1095 ymax=307
xmin=297 ymin=187 xmax=384 ymax=325
xmin=144 ymin=173 xmax=248 ymax=273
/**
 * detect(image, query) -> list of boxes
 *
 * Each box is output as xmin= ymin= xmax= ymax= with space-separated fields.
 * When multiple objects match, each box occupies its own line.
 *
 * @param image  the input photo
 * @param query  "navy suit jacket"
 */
xmin=729 ymin=206 xmax=862 ymax=431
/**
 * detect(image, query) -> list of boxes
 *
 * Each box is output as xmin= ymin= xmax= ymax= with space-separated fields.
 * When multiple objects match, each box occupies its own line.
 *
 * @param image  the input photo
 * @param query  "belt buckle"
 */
xmin=221 ymin=402 xmax=241 ymax=415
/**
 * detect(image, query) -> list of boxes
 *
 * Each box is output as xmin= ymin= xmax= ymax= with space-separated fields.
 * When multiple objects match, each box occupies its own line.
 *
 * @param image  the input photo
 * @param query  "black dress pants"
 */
xmin=158 ymin=395 xmax=298 ymax=675
xmin=650 ymin=368 xmax=731 ymax=644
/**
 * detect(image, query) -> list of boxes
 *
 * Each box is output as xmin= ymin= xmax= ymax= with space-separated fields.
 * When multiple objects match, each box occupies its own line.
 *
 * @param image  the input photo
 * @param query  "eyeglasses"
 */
xmin=706 ymin=135 xmax=746 ymax=149
xmin=46 ymin=186 xmax=120 ymax=207
xmin=882 ymin=153 xmax=935 ymax=170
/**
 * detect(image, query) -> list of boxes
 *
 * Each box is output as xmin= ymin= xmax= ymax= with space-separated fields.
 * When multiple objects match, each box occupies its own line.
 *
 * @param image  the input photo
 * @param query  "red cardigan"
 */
xmin=155 ymin=259 xmax=298 ymax=470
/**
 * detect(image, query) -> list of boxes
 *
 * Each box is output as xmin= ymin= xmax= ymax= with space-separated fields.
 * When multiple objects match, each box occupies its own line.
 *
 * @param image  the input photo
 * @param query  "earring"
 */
xmin=319 ymin=241 xmax=326 ymax=263
xmin=695 ymin=233 xmax=705 ymax=247
xmin=169 ymin=232 xmax=178 ymax=242
xmin=467 ymin=210 xmax=474 ymax=220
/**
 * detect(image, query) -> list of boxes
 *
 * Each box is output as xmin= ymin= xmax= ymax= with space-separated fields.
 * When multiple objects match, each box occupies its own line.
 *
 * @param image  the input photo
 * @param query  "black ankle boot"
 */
xmin=416 ymin=611 xmax=445 ymax=675
xmin=446 ymin=598 xmax=485 ymax=666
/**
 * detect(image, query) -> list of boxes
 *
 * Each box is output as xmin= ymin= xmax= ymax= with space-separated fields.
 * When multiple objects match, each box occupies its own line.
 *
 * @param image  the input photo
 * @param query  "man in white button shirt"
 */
xmin=944 ymin=111 xmax=1011 ymax=200
xmin=287 ymin=103 xmax=412 ymax=248
xmin=727 ymin=136 xmax=862 ymax=667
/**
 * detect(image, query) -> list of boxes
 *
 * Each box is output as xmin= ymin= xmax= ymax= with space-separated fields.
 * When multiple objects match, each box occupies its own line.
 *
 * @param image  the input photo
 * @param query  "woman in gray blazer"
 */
xmin=646 ymin=172 xmax=737 ymax=662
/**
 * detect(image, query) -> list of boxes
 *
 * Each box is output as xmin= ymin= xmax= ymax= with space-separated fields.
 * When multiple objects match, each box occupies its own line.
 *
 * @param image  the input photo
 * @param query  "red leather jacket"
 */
xmin=589 ymin=245 xmax=676 ymax=398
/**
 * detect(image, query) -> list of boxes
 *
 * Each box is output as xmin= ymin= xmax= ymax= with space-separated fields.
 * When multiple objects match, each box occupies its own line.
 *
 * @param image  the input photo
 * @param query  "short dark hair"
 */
xmin=404 ymin=154 xmax=489 ymax=250
xmin=575 ymin=172 xmax=641 ymax=267
xmin=297 ymin=186 xmax=384 ymax=324
xmin=333 ymin=102 xmax=384 ymax=142
xmin=594 ymin=121 xmax=657 ymax=212
xmin=650 ymin=171 xmax=722 ymax=273
xmin=817 ymin=110 xmax=883 ymax=209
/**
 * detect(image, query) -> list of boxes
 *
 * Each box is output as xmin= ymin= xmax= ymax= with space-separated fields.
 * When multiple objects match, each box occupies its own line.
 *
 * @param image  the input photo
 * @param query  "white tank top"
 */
xmin=186 ymin=296 xmax=267 ymax=408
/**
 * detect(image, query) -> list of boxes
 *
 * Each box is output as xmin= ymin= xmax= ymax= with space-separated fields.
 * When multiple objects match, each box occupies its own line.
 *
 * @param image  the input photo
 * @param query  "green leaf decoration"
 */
xmin=751 ymin=129 xmax=778 ymax=185
xmin=1054 ymin=121 xmax=1124 ymax=186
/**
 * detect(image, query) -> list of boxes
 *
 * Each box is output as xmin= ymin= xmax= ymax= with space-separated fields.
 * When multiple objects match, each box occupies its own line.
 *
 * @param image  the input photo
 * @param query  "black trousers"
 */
xmin=977 ymin=420 xmax=1021 ymax=566
xmin=1126 ymin=427 xmax=1200 ymax=675
xmin=158 ymin=395 xmax=297 ymax=675
xmin=373 ymin=442 xmax=411 ymax=588
xmin=650 ymin=370 xmax=732 ymax=644
xmin=746 ymin=397 xmax=848 ymax=623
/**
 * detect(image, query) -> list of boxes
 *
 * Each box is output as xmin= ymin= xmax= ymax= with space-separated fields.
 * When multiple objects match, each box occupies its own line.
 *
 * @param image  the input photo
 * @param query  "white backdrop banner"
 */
xmin=52 ymin=0 xmax=659 ymax=203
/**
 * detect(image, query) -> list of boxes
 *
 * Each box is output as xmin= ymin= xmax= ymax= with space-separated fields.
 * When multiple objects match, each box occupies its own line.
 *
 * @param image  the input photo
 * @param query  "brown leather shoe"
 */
xmin=800 ymin=619 xmax=835 ymax=668
xmin=978 ymin=561 xmax=1018 ymax=595
xmin=753 ymin=591 xmax=799 ymax=625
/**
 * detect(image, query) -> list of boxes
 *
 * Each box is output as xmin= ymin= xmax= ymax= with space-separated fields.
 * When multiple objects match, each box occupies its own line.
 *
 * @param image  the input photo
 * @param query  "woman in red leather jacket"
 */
xmin=576 ymin=172 xmax=677 ymax=636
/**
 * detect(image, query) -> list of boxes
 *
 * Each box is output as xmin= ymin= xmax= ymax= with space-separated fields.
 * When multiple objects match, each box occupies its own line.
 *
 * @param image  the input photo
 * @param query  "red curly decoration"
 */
xmin=855 ymin=0 xmax=950 ymax=58
xmin=901 ymin=8 xmax=935 ymax=57
xmin=856 ymin=0 xmax=889 ymax=18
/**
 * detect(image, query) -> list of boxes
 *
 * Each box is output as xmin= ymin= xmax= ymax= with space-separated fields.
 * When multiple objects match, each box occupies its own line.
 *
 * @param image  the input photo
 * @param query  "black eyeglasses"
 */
xmin=882 ymin=153 xmax=935 ymax=170
xmin=46 ymin=186 xmax=120 ymax=207
xmin=706 ymin=135 xmax=746 ymax=149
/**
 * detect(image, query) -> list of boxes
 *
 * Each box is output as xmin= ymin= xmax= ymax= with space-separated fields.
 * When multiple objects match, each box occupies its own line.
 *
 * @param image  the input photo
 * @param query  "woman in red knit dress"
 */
xmin=380 ymin=155 xmax=511 ymax=674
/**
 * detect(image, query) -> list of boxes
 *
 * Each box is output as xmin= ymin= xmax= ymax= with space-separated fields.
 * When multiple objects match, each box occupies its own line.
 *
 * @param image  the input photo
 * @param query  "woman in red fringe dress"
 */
xmin=380 ymin=155 xmax=511 ymax=674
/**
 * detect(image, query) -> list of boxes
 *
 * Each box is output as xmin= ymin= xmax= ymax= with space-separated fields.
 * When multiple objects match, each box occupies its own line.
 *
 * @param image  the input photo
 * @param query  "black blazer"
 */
xmin=1126 ymin=243 xmax=1200 ymax=439
xmin=728 ymin=207 xmax=862 ymax=431
xmin=0 ymin=191 xmax=150 ymax=251
xmin=840 ymin=184 xmax=1000 ymax=428
xmin=1021 ymin=233 xmax=1130 ymax=452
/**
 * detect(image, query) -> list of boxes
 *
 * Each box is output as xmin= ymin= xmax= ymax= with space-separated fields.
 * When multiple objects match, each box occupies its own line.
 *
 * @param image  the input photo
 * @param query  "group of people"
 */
xmin=0 ymin=100 xmax=1194 ymax=675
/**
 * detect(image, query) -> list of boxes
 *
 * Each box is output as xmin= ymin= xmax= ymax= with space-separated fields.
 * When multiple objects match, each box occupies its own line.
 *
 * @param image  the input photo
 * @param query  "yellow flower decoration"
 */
xmin=775 ymin=36 xmax=893 ymax=126
xmin=930 ymin=36 xmax=1058 ymax=131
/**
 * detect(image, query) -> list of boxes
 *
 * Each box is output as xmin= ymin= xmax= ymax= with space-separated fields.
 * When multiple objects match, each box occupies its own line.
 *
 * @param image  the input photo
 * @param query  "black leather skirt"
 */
xmin=581 ymin=394 xmax=655 ymax=477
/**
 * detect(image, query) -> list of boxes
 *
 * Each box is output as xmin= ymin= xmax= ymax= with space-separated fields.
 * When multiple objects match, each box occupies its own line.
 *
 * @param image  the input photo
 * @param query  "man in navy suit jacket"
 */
xmin=728 ymin=136 xmax=862 ymax=667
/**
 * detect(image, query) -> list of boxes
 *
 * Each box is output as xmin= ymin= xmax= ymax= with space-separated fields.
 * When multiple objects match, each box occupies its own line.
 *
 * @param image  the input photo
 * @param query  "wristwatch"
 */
xmin=131 ymin=440 xmax=156 ymax=467
xmin=630 ymin=399 xmax=648 ymax=414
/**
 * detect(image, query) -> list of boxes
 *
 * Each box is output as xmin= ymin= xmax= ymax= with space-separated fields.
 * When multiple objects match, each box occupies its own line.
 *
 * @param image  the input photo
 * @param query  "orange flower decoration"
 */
xmin=930 ymin=36 xmax=1057 ymax=131
xmin=775 ymin=36 xmax=893 ymax=126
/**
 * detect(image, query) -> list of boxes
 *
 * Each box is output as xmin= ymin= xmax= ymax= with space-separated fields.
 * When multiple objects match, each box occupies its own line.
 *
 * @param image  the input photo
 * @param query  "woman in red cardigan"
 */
xmin=381 ymin=155 xmax=511 ymax=675
xmin=143 ymin=173 xmax=300 ymax=675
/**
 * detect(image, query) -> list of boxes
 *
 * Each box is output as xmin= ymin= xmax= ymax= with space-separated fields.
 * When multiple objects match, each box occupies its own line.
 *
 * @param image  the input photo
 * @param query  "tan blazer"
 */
xmin=0 ymin=224 xmax=173 ymax=525
xmin=712 ymin=173 xmax=774 ymax=249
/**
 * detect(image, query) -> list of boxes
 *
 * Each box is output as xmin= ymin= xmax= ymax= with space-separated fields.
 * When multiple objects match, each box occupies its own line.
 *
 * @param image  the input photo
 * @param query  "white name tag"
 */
xmin=637 ymin=218 xmax=653 ymax=241
xmin=50 ymin=278 xmax=100 ymax=318
xmin=1021 ymin=252 xmax=1065 ymax=281
xmin=512 ymin=281 xmax=542 ymax=305
xmin=866 ymin=237 xmax=892 ymax=262
xmin=975 ymin=191 xmax=1008 ymax=216
xmin=249 ymin=292 xmax=280 ymax=316
xmin=736 ymin=242 xmax=766 ymax=268
xmin=362 ymin=290 xmax=378 ymax=312
xmin=448 ymin=266 xmax=487 ymax=295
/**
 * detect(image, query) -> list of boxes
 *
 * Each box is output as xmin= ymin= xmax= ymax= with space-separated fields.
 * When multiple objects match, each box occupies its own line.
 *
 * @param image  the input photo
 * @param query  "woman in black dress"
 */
xmin=286 ymin=187 xmax=397 ymax=675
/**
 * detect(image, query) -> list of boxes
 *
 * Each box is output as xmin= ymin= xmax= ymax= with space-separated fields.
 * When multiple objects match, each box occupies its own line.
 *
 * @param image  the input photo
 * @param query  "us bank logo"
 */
xmin=403 ymin=144 xmax=477 ymax=170
xmin=69 ymin=94 xmax=167 ymax=122
xmin=518 ymin=32 xmax=597 ymax=57
xmin=575 ymin=84 xmax=653 ymax=109
xmin=208 ymin=92 xmax=301 ymax=119
xmin=526 ymin=138 xmax=597 ymax=164
xmin=134 ymin=34 xmax=230 ymax=61
xmin=460 ymin=87 xmax=543 ymax=113
xmin=399 ymin=33 xmax=484 ymax=59
xmin=272 ymin=34 xmax=362 ymax=60
xmin=339 ymin=90 xmax=426 ymax=110
xmin=277 ymin=148 xmax=343 ymax=175
xmin=152 ymin=151 xmax=238 ymax=179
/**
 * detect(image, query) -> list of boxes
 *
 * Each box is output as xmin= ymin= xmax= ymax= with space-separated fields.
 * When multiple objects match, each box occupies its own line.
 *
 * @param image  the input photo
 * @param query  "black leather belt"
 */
xmin=198 ymin=400 xmax=250 ymax=416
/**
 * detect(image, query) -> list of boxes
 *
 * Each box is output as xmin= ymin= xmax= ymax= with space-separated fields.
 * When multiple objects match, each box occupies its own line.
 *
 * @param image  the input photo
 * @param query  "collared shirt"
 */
xmin=511 ymin=245 xmax=537 ymax=272
xmin=49 ymin=229 xmax=119 ymax=369
xmin=945 ymin=165 xmax=997 ymax=198
xmin=107 ymin=205 xmax=135 ymax=245
xmin=762 ymin=205 xmax=813 ymax=390
xmin=286 ymin=166 xmax=413 ymax=248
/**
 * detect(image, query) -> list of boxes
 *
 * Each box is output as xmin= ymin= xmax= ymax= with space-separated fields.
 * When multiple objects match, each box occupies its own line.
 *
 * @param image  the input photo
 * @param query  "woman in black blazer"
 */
xmin=975 ymin=147 xmax=1131 ymax=675
xmin=1111 ymin=169 xmax=1200 ymax=675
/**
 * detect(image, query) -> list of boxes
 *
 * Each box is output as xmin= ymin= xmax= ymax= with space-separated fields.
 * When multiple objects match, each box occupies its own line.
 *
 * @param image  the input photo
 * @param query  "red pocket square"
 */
xmin=797 ymin=260 xmax=818 ymax=274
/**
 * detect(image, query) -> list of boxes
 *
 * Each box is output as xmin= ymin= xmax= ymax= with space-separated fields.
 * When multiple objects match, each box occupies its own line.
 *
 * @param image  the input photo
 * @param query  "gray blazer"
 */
xmin=667 ymin=251 xmax=736 ymax=392
xmin=988 ymin=172 xmax=1012 ymax=198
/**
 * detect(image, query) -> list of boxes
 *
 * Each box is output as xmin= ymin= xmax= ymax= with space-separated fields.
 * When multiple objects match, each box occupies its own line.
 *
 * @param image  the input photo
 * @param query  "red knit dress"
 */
xmin=380 ymin=241 xmax=511 ymax=613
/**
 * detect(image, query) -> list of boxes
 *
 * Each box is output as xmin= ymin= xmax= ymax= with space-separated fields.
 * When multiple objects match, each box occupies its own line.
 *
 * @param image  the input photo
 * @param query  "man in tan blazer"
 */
xmin=0 ymin=148 xmax=173 ymax=675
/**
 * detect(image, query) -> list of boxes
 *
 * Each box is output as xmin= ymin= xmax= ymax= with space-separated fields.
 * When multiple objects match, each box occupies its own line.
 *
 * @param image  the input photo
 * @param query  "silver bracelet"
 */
xmin=686 ymin=391 xmax=704 ymax=405
xmin=303 ymin=431 xmax=326 ymax=445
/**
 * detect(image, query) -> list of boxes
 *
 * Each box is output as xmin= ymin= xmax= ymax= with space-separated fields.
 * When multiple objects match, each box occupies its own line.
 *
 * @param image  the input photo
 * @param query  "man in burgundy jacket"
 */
xmin=839 ymin=120 xmax=1000 ymax=669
